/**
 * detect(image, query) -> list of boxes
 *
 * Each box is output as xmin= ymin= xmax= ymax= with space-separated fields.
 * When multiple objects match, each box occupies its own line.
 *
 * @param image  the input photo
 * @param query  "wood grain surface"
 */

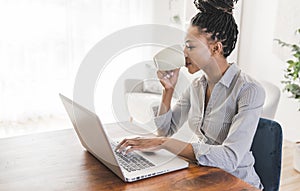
xmin=0 ymin=129 xmax=259 ymax=191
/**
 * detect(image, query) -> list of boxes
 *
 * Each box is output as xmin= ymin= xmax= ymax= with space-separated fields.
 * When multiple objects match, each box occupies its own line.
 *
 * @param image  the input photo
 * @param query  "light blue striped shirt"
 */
xmin=153 ymin=63 xmax=265 ymax=189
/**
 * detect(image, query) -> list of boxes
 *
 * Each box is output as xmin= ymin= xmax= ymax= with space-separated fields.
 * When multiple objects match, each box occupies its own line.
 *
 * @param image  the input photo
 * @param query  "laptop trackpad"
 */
xmin=138 ymin=150 xmax=178 ymax=165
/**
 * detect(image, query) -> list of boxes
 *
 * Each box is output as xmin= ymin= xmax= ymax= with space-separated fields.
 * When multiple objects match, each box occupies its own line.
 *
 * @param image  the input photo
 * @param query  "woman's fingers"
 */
xmin=173 ymin=68 xmax=180 ymax=76
xmin=116 ymin=138 xmax=137 ymax=153
xmin=115 ymin=139 xmax=126 ymax=151
xmin=115 ymin=137 xmax=162 ymax=154
xmin=156 ymin=69 xmax=180 ymax=89
xmin=126 ymin=146 xmax=142 ymax=154
xmin=157 ymin=70 xmax=165 ymax=79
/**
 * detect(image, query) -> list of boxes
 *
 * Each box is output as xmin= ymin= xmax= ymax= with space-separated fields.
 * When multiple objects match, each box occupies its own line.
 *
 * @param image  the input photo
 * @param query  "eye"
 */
xmin=185 ymin=43 xmax=195 ymax=50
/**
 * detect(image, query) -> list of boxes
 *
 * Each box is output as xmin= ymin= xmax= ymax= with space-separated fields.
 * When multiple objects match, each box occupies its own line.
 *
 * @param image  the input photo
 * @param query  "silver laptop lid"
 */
xmin=59 ymin=94 xmax=125 ymax=180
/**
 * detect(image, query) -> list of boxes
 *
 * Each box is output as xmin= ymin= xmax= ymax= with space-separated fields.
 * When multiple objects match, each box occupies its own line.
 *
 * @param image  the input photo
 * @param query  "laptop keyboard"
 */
xmin=111 ymin=142 xmax=155 ymax=172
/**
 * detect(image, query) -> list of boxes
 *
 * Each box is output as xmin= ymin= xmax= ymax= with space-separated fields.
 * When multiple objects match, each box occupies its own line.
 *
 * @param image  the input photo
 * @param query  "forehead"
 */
xmin=185 ymin=26 xmax=208 ymax=44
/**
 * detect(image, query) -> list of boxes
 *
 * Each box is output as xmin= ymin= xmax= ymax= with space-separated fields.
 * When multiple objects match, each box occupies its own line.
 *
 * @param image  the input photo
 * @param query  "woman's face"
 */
xmin=183 ymin=26 xmax=214 ymax=74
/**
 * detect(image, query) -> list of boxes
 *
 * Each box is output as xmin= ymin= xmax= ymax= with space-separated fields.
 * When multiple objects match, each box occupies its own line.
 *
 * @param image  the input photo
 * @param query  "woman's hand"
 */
xmin=156 ymin=68 xmax=180 ymax=116
xmin=115 ymin=137 xmax=166 ymax=154
xmin=157 ymin=68 xmax=180 ymax=90
xmin=115 ymin=136 xmax=196 ymax=161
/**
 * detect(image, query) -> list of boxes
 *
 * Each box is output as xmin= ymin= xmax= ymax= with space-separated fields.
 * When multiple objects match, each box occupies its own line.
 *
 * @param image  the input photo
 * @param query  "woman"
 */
xmin=117 ymin=0 xmax=265 ymax=189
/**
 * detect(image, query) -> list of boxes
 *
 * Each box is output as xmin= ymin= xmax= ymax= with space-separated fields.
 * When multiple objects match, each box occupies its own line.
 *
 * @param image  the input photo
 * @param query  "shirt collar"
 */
xmin=219 ymin=63 xmax=241 ymax=88
xmin=193 ymin=63 xmax=241 ymax=88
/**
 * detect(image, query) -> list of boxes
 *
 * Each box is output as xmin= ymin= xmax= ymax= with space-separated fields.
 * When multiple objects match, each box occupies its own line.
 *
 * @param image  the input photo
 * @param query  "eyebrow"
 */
xmin=185 ymin=39 xmax=195 ymax=43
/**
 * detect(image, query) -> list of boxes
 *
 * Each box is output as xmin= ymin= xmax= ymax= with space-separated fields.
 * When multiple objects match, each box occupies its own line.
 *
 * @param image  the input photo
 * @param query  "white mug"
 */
xmin=153 ymin=44 xmax=185 ymax=71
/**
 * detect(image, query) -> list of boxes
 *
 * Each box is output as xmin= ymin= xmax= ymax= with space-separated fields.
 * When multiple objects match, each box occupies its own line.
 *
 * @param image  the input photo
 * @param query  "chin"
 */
xmin=187 ymin=66 xmax=200 ymax=74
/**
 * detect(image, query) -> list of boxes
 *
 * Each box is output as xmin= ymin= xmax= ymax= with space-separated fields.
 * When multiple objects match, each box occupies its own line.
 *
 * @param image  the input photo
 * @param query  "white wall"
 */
xmin=239 ymin=0 xmax=300 ymax=141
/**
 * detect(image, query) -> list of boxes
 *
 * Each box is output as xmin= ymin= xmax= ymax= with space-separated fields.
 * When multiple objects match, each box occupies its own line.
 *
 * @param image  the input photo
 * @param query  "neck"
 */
xmin=203 ymin=56 xmax=230 ymax=86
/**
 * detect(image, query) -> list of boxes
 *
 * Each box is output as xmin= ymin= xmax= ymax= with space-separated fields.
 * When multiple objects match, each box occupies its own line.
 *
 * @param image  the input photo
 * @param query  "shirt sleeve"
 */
xmin=152 ymin=85 xmax=191 ymax=137
xmin=192 ymin=82 xmax=266 ymax=173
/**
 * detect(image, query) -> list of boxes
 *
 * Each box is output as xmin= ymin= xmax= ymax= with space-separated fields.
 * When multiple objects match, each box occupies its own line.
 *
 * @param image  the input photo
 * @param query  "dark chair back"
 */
xmin=251 ymin=118 xmax=283 ymax=191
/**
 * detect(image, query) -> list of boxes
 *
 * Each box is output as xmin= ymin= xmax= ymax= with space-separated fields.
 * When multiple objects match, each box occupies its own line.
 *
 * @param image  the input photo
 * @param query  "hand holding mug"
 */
xmin=157 ymin=68 xmax=180 ymax=90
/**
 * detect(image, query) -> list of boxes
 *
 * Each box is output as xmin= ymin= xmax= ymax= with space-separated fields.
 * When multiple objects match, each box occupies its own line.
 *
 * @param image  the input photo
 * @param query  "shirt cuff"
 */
xmin=191 ymin=142 xmax=211 ymax=160
xmin=152 ymin=106 xmax=172 ymax=135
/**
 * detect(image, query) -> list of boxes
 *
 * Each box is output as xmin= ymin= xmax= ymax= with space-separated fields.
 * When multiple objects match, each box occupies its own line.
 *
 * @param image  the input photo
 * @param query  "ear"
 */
xmin=211 ymin=42 xmax=223 ymax=56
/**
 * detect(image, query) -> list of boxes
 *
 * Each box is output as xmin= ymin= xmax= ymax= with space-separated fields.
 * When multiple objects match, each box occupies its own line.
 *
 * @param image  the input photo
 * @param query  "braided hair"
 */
xmin=191 ymin=0 xmax=239 ymax=58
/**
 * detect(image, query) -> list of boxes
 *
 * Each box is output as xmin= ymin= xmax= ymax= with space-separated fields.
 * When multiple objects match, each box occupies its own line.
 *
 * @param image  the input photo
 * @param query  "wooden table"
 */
xmin=0 ymin=129 xmax=259 ymax=191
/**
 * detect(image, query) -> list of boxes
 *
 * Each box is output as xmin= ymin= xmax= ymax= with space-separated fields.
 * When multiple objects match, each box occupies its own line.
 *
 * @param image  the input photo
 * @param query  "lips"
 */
xmin=185 ymin=59 xmax=192 ymax=67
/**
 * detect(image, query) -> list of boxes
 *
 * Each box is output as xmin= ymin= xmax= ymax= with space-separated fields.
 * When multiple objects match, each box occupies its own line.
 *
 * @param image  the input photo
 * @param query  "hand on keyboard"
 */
xmin=111 ymin=142 xmax=155 ymax=172
xmin=115 ymin=137 xmax=166 ymax=154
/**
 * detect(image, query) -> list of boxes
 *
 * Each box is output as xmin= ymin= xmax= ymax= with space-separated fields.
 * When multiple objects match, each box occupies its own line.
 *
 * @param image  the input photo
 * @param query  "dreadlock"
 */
xmin=191 ymin=0 xmax=239 ymax=58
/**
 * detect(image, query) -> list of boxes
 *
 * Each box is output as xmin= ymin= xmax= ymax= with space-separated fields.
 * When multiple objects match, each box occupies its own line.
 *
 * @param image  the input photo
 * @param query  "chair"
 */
xmin=260 ymin=81 xmax=281 ymax=120
xmin=251 ymin=118 xmax=283 ymax=191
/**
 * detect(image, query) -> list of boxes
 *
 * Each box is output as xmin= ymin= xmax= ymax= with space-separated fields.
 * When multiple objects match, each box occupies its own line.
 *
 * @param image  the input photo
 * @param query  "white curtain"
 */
xmin=0 ymin=0 xmax=147 ymax=122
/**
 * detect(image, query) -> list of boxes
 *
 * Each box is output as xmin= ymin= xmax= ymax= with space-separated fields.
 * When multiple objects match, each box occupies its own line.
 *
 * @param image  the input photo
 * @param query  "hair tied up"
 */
xmin=194 ymin=0 xmax=239 ymax=15
xmin=191 ymin=0 xmax=240 ymax=57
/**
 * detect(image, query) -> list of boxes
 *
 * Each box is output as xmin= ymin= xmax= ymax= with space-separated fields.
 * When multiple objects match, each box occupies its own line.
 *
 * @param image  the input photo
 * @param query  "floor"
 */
xmin=280 ymin=141 xmax=300 ymax=190
xmin=0 ymin=117 xmax=299 ymax=190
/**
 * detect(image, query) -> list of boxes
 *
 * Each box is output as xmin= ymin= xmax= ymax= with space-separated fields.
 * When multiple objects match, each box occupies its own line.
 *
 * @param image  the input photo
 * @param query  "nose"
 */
xmin=183 ymin=46 xmax=188 ymax=58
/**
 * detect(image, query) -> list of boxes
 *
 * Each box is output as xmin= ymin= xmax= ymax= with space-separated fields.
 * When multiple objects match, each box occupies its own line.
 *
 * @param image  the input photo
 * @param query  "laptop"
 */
xmin=59 ymin=94 xmax=189 ymax=182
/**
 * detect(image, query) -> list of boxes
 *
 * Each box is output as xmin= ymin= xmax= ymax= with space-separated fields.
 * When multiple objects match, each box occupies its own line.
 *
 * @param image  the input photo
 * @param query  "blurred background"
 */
xmin=0 ymin=0 xmax=299 ymax=143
